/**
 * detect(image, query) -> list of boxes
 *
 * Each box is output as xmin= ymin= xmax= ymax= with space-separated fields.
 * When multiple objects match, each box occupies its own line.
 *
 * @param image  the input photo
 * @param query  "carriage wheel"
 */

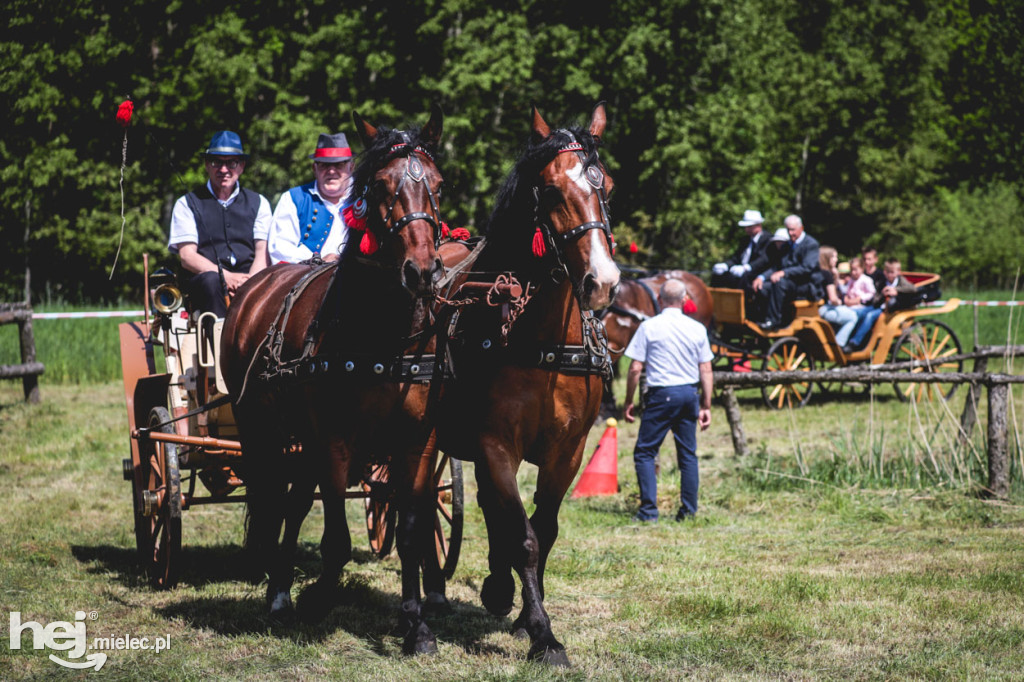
xmin=363 ymin=463 xmax=395 ymax=558
xmin=136 ymin=406 xmax=182 ymax=589
xmin=425 ymin=453 xmax=464 ymax=580
xmin=890 ymin=319 xmax=963 ymax=402
xmin=761 ymin=336 xmax=815 ymax=409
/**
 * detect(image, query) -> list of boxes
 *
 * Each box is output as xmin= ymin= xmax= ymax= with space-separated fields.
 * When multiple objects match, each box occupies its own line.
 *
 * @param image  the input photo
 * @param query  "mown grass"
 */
xmin=1 ymin=380 xmax=1023 ymax=680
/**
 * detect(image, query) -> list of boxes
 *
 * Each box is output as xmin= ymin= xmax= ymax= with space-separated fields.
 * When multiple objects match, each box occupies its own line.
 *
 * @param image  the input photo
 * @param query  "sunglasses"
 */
xmin=206 ymin=158 xmax=243 ymax=170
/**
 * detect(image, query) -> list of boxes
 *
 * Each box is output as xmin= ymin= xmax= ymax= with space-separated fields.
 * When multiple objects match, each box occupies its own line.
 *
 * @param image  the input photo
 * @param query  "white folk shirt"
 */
xmin=268 ymin=181 xmax=351 ymax=264
xmin=624 ymin=307 xmax=713 ymax=387
xmin=167 ymin=181 xmax=272 ymax=253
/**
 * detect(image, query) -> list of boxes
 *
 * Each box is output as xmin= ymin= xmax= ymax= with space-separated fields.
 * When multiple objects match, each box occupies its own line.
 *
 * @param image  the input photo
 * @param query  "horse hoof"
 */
xmin=268 ymin=591 xmax=294 ymax=622
xmin=480 ymin=574 xmax=514 ymax=617
xmin=512 ymin=627 xmax=529 ymax=640
xmin=402 ymin=625 xmax=438 ymax=656
xmin=528 ymin=642 xmax=570 ymax=667
xmin=422 ymin=592 xmax=451 ymax=617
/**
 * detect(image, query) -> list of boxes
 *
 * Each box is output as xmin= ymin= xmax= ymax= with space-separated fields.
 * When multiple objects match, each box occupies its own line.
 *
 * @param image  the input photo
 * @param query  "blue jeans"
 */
xmin=633 ymin=385 xmax=700 ymax=520
xmin=848 ymin=307 xmax=882 ymax=348
xmin=820 ymin=304 xmax=858 ymax=346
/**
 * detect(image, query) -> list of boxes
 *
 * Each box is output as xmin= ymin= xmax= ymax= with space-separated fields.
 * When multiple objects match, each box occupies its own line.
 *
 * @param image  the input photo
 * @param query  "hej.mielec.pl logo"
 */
xmin=9 ymin=610 xmax=172 ymax=671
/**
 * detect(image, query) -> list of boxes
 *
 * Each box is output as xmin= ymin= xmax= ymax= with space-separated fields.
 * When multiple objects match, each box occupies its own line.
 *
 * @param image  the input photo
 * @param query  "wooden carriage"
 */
xmin=710 ymin=272 xmax=963 ymax=409
xmin=118 ymin=264 xmax=464 ymax=588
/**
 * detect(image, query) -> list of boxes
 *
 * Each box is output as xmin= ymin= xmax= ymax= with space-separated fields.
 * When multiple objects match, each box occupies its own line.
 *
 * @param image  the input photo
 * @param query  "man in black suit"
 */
xmin=750 ymin=214 xmax=820 ymax=330
xmin=711 ymin=209 xmax=770 ymax=289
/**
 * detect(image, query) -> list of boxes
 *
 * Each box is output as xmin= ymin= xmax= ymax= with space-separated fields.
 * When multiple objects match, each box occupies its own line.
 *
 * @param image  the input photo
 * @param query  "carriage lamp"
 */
xmin=152 ymin=283 xmax=184 ymax=315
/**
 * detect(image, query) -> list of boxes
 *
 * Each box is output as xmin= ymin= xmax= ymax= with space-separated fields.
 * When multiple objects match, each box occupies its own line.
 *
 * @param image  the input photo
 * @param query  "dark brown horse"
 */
xmin=598 ymin=270 xmax=713 ymax=413
xmin=436 ymin=103 xmax=620 ymax=665
xmin=220 ymin=106 xmax=449 ymax=653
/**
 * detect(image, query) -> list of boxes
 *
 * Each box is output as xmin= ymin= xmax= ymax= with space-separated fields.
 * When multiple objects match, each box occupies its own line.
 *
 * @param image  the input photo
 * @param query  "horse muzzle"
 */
xmin=402 ymin=257 xmax=444 ymax=298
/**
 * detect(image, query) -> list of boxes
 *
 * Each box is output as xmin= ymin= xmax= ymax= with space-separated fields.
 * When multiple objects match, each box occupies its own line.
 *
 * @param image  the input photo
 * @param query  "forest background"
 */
xmin=1 ymin=0 xmax=1022 ymax=303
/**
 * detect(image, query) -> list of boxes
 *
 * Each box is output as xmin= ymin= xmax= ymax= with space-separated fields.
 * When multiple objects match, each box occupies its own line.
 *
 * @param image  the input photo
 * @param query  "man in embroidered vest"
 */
xmin=167 ymin=130 xmax=272 ymax=317
xmin=269 ymin=132 xmax=356 ymax=264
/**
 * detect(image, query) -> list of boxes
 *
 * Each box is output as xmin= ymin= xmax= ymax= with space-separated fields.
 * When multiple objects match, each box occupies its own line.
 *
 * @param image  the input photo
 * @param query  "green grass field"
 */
xmin=1 ymin=373 xmax=1022 ymax=679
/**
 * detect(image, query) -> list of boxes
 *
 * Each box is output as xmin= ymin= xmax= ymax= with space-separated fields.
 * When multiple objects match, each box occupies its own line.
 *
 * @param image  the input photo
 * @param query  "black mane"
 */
xmin=481 ymin=124 xmax=602 ymax=271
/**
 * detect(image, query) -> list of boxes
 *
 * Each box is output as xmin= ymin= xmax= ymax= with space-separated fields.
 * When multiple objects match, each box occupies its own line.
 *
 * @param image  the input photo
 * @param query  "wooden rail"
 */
xmin=712 ymin=345 xmax=1023 ymax=499
xmin=0 ymin=302 xmax=43 ymax=402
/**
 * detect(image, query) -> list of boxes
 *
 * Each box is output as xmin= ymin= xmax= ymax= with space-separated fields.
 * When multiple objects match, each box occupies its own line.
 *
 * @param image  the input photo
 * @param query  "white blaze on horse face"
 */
xmin=588 ymin=227 xmax=620 ymax=292
xmin=567 ymin=161 xmax=591 ymax=195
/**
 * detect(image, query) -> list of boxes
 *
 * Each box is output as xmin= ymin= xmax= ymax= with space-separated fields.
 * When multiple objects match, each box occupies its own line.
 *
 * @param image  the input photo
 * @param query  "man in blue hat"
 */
xmin=167 ymin=130 xmax=272 ymax=316
xmin=269 ymin=132 xmax=356 ymax=264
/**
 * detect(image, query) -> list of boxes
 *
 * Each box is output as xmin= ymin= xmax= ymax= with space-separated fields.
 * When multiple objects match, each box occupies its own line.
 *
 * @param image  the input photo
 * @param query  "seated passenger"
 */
xmin=167 ymin=130 xmax=272 ymax=317
xmin=845 ymin=257 xmax=916 ymax=351
xmin=836 ymin=260 xmax=851 ymax=296
xmin=861 ymin=246 xmax=886 ymax=293
xmin=711 ymin=209 xmax=770 ymax=289
xmin=817 ymin=246 xmax=858 ymax=347
xmin=750 ymin=214 xmax=820 ymax=331
xmin=269 ymin=132 xmax=356 ymax=265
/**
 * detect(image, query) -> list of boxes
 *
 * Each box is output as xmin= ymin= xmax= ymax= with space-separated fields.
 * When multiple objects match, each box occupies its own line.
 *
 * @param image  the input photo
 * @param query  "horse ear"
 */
xmin=421 ymin=102 xmax=444 ymax=149
xmin=531 ymin=106 xmax=551 ymax=144
xmin=352 ymin=111 xmax=378 ymax=148
xmin=589 ymin=101 xmax=607 ymax=141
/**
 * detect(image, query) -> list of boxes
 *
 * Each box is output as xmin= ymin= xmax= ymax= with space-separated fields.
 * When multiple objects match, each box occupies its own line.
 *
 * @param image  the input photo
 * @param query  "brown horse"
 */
xmin=220 ymin=106 xmax=449 ymax=654
xmin=436 ymin=103 xmax=620 ymax=665
xmin=598 ymin=270 xmax=713 ymax=413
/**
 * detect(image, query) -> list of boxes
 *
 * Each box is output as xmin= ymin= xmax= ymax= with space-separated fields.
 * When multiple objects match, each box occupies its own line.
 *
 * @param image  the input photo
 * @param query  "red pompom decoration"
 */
xmin=450 ymin=227 xmax=471 ymax=240
xmin=343 ymin=202 xmax=367 ymax=230
xmin=115 ymin=99 xmax=134 ymax=128
xmin=683 ymin=299 xmax=698 ymax=314
xmin=360 ymin=230 xmax=379 ymax=255
xmin=532 ymin=227 xmax=546 ymax=258
xmin=629 ymin=241 xmax=638 ymax=254
xmin=440 ymin=222 xmax=450 ymax=239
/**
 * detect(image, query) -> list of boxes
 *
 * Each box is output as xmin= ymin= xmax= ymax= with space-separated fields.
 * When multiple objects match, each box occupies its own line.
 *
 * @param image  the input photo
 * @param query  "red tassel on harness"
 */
xmin=683 ymin=298 xmax=698 ymax=314
xmin=451 ymin=227 xmax=470 ymax=240
xmin=343 ymin=202 xmax=367 ymax=230
xmin=360 ymin=230 xmax=379 ymax=255
xmin=629 ymin=241 xmax=638 ymax=254
xmin=532 ymin=226 xmax=546 ymax=258
xmin=115 ymin=99 xmax=133 ymax=127
xmin=440 ymin=221 xmax=450 ymax=239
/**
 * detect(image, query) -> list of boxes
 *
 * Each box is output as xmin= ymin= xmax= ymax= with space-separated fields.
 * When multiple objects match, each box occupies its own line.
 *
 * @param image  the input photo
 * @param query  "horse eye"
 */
xmin=540 ymin=186 xmax=563 ymax=209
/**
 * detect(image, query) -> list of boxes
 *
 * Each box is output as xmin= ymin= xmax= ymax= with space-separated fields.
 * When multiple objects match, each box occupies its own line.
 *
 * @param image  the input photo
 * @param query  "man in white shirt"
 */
xmin=269 ymin=132 xmax=355 ymax=264
xmin=623 ymin=279 xmax=714 ymax=522
xmin=167 ymin=130 xmax=272 ymax=316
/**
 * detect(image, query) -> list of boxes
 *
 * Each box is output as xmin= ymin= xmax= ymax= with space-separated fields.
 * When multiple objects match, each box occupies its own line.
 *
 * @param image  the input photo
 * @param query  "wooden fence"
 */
xmin=713 ymin=345 xmax=1024 ymax=499
xmin=0 ymin=302 xmax=43 ymax=403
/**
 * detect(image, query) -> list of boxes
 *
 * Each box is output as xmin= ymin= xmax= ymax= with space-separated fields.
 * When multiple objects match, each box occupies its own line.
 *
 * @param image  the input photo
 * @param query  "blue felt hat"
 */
xmin=202 ymin=130 xmax=249 ymax=158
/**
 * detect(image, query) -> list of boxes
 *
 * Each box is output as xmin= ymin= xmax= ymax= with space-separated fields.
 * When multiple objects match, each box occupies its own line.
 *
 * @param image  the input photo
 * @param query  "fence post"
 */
xmin=986 ymin=381 xmax=1009 ymax=499
xmin=959 ymin=355 xmax=988 ymax=448
xmin=18 ymin=315 xmax=40 ymax=403
xmin=720 ymin=387 xmax=749 ymax=457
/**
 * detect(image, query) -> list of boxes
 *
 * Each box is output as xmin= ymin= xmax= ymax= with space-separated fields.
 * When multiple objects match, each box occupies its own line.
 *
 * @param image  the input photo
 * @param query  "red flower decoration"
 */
xmin=629 ymin=241 xmax=638 ymax=254
xmin=532 ymin=226 xmax=546 ymax=258
xmin=343 ymin=203 xmax=367 ymax=230
xmin=683 ymin=299 xmax=698 ymax=314
xmin=450 ymin=227 xmax=471 ymax=240
xmin=115 ymin=100 xmax=133 ymax=128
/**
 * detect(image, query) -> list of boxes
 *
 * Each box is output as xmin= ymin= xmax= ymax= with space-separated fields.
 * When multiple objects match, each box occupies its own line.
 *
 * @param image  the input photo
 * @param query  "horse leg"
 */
xmin=297 ymin=438 xmax=352 ymax=622
xmin=528 ymin=441 xmax=584 ymax=603
xmin=395 ymin=439 xmax=440 ymax=655
xmin=474 ymin=454 xmax=519 ymax=618
xmin=419 ymin=442 xmax=450 ymax=617
xmin=265 ymin=458 xmax=317 ymax=618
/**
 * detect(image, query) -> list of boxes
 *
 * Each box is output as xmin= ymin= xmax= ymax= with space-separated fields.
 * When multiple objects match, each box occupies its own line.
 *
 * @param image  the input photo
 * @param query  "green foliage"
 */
xmin=1 ymin=0 xmax=1022 ymax=301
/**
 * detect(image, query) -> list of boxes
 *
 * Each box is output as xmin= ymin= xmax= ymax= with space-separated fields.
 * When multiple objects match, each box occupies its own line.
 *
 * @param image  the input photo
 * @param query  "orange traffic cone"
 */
xmin=571 ymin=418 xmax=619 ymax=498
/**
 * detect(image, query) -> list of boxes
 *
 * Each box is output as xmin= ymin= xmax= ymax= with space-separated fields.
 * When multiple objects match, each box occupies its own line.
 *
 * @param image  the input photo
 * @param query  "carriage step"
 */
xmin=122 ymin=458 xmax=133 ymax=481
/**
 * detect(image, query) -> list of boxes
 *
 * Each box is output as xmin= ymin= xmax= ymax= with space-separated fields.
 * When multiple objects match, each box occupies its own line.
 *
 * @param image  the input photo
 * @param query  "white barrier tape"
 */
xmin=32 ymin=310 xmax=144 ymax=320
xmin=924 ymin=300 xmax=1024 ymax=307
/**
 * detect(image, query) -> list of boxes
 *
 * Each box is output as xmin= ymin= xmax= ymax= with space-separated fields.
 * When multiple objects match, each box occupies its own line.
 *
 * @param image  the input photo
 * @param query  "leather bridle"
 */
xmin=361 ymin=132 xmax=444 ymax=249
xmin=533 ymin=132 xmax=615 ymax=271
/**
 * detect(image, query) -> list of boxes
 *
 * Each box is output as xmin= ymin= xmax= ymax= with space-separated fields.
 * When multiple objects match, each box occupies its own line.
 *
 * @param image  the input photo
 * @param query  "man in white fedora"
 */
xmin=711 ymin=209 xmax=770 ymax=289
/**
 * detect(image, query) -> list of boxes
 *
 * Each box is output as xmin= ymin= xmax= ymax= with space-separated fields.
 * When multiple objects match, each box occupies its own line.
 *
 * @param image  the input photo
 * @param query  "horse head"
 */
xmin=530 ymin=102 xmax=621 ymax=310
xmin=351 ymin=105 xmax=445 ymax=298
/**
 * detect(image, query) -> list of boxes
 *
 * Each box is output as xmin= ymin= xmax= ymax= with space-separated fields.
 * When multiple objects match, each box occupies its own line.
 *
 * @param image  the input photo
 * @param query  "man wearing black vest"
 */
xmin=167 ymin=130 xmax=272 ymax=316
xmin=710 ymin=209 xmax=770 ymax=289
xmin=268 ymin=132 xmax=355 ymax=264
xmin=750 ymin=214 xmax=821 ymax=331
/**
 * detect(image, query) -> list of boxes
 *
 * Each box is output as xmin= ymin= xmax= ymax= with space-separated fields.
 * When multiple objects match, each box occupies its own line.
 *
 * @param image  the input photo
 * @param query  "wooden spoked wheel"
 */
xmin=137 ymin=406 xmax=182 ymax=589
xmin=761 ymin=336 xmax=815 ymax=409
xmin=426 ymin=452 xmax=464 ymax=580
xmin=891 ymin=319 xmax=963 ymax=402
xmin=363 ymin=462 xmax=396 ymax=559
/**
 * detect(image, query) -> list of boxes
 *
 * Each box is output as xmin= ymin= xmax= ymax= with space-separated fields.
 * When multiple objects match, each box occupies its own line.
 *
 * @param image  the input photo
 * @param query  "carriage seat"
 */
xmin=792 ymin=299 xmax=823 ymax=319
